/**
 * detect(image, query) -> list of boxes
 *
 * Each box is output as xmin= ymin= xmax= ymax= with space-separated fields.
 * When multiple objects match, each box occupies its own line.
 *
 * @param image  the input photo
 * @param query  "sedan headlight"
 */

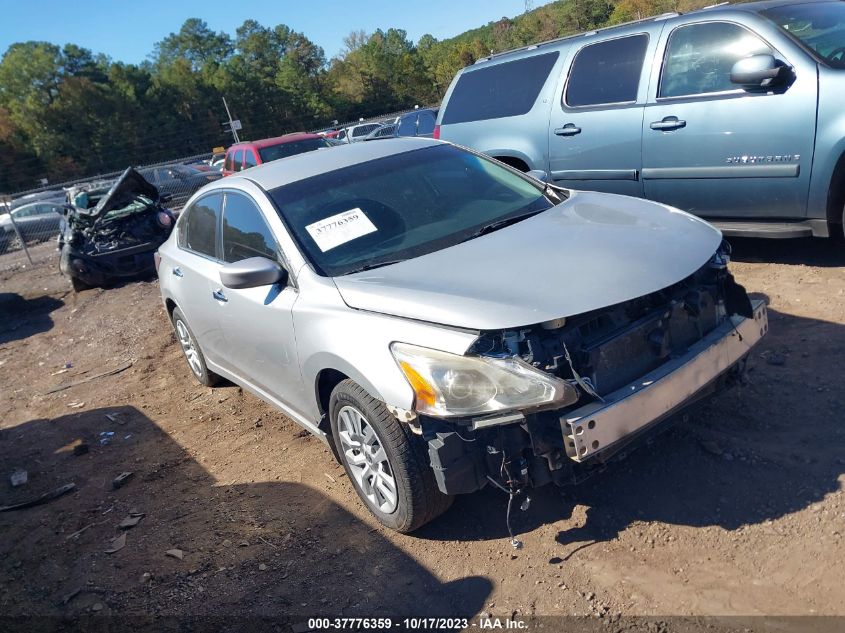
xmin=390 ymin=342 xmax=578 ymax=418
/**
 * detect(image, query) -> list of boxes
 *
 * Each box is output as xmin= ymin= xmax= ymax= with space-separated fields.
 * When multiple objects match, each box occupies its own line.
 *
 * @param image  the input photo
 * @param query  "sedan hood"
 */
xmin=332 ymin=191 xmax=722 ymax=331
xmin=76 ymin=167 xmax=159 ymax=220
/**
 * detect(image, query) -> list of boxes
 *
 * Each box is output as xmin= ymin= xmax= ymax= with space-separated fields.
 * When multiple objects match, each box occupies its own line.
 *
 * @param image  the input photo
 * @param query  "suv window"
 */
xmin=224 ymin=151 xmax=234 ymax=172
xmin=233 ymin=150 xmax=245 ymax=172
xmin=221 ymin=193 xmax=278 ymax=263
xmin=180 ymin=193 xmax=222 ymax=258
xmin=397 ymin=114 xmax=416 ymax=136
xmin=257 ymin=138 xmax=330 ymax=163
xmin=417 ymin=112 xmax=436 ymax=135
xmin=565 ymin=34 xmax=649 ymax=107
xmin=243 ymin=150 xmax=257 ymax=169
xmin=660 ymin=22 xmax=772 ymax=98
xmin=442 ymin=51 xmax=559 ymax=124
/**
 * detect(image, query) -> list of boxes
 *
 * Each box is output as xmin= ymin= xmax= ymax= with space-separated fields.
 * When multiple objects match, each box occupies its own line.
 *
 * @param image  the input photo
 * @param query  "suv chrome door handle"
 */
xmin=554 ymin=124 xmax=582 ymax=136
xmin=172 ymin=267 xmax=183 ymax=277
xmin=212 ymin=289 xmax=228 ymax=302
xmin=650 ymin=117 xmax=686 ymax=131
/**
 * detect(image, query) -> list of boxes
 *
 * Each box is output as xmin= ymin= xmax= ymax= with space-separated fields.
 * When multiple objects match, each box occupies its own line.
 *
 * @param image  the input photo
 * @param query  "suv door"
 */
xmin=169 ymin=193 xmax=227 ymax=364
xmin=641 ymin=18 xmax=817 ymax=219
xmin=215 ymin=191 xmax=308 ymax=413
xmin=548 ymin=29 xmax=661 ymax=196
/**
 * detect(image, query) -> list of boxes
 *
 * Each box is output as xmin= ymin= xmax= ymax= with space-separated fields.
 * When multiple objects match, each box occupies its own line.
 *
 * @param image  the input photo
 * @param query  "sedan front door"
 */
xmin=213 ymin=191 xmax=308 ymax=417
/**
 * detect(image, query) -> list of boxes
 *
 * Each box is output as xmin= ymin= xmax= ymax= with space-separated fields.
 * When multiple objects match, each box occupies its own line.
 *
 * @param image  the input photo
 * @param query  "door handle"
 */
xmin=212 ymin=289 xmax=228 ymax=303
xmin=650 ymin=116 xmax=686 ymax=131
xmin=172 ymin=267 xmax=183 ymax=278
xmin=554 ymin=124 xmax=582 ymax=136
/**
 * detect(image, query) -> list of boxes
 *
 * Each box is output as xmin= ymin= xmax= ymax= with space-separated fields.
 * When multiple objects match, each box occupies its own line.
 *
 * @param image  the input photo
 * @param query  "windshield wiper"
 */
xmin=461 ymin=210 xmax=544 ymax=243
xmin=348 ymin=259 xmax=407 ymax=273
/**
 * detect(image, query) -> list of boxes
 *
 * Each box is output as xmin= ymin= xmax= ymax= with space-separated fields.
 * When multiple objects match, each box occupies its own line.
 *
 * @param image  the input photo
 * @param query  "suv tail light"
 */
xmin=432 ymin=124 xmax=440 ymax=140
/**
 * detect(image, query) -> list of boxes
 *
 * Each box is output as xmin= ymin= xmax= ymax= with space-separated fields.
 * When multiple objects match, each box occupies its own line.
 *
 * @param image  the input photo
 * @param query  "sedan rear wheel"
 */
xmin=171 ymin=307 xmax=220 ymax=387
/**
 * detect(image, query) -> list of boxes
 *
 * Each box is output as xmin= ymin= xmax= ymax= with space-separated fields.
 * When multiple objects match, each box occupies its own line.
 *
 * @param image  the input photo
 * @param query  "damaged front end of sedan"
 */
xmin=59 ymin=168 xmax=175 ymax=291
xmin=398 ymin=245 xmax=766 ymax=538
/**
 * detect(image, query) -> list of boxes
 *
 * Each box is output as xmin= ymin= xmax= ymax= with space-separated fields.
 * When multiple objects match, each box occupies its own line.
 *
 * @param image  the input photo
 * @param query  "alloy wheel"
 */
xmin=175 ymin=319 xmax=203 ymax=379
xmin=336 ymin=405 xmax=398 ymax=513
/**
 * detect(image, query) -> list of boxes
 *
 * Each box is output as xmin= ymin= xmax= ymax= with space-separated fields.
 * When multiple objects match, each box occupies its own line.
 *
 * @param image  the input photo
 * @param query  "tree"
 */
xmin=153 ymin=18 xmax=232 ymax=71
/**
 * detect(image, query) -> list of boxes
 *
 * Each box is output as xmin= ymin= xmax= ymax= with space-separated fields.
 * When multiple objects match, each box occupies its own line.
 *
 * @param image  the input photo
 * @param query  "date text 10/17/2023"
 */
xmin=304 ymin=617 xmax=529 ymax=630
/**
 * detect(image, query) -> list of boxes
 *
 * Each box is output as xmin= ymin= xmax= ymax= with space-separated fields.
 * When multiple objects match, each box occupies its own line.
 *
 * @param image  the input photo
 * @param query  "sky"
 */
xmin=0 ymin=0 xmax=553 ymax=64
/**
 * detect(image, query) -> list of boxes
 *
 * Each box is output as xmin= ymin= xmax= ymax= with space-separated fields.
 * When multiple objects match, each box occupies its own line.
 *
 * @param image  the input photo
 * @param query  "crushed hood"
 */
xmin=75 ymin=167 xmax=159 ymax=220
xmin=332 ymin=190 xmax=722 ymax=330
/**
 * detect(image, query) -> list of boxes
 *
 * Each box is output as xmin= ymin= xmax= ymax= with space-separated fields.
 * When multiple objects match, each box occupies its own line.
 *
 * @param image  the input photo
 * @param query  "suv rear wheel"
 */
xmin=329 ymin=379 xmax=452 ymax=532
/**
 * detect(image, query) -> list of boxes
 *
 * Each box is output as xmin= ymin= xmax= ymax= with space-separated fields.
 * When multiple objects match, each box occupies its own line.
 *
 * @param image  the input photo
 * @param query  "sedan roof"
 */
xmin=224 ymin=137 xmax=440 ymax=192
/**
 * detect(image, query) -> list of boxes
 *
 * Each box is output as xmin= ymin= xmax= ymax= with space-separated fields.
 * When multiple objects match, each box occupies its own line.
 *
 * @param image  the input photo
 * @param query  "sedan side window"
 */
xmin=221 ymin=193 xmax=278 ymax=263
xmin=180 ymin=193 xmax=222 ymax=258
xmin=565 ymin=34 xmax=649 ymax=107
xmin=659 ymin=22 xmax=772 ymax=98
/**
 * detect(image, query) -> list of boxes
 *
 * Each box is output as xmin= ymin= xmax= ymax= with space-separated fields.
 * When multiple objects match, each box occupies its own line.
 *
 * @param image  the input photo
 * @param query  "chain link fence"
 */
xmin=0 ymin=153 xmax=216 ymax=273
xmin=0 ymin=106 xmax=435 ymax=274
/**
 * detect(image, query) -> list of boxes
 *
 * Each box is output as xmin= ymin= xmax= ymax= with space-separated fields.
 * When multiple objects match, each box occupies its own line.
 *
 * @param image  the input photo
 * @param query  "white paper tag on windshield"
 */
xmin=305 ymin=208 xmax=377 ymax=252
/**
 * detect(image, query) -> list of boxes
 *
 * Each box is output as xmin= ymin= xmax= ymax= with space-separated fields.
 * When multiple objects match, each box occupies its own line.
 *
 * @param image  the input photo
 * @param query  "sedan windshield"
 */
xmin=763 ymin=1 xmax=845 ymax=67
xmin=268 ymin=144 xmax=554 ymax=276
xmin=258 ymin=138 xmax=331 ymax=163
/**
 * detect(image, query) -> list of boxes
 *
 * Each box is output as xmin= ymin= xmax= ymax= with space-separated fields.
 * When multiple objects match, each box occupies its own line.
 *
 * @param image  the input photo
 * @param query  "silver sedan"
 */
xmin=157 ymin=138 xmax=766 ymax=532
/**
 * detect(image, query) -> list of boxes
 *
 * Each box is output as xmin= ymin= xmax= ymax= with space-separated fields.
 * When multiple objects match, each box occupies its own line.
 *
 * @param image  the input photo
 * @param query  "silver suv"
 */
xmin=157 ymin=138 xmax=767 ymax=533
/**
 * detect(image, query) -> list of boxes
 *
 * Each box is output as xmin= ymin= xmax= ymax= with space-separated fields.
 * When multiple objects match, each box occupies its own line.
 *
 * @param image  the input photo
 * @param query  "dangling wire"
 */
xmin=486 ymin=476 xmax=522 ymax=549
xmin=561 ymin=339 xmax=605 ymax=403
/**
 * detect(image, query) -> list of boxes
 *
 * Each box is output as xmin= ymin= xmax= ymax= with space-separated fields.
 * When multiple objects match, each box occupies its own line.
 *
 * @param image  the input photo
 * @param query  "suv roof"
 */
xmin=470 ymin=0 xmax=819 ymax=67
xmin=228 ymin=133 xmax=322 ymax=150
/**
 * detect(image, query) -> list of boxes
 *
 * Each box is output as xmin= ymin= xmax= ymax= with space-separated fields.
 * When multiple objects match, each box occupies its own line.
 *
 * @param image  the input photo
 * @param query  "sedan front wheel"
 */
xmin=329 ymin=379 xmax=452 ymax=532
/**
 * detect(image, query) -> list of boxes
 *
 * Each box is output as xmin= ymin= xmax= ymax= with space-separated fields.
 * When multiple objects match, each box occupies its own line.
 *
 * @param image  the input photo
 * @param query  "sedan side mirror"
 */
xmin=220 ymin=257 xmax=288 ymax=289
xmin=730 ymin=54 xmax=791 ymax=90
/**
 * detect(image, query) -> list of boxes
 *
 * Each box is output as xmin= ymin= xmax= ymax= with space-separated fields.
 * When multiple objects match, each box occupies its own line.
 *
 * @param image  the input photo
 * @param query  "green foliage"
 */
xmin=0 ymin=0 xmax=725 ymax=192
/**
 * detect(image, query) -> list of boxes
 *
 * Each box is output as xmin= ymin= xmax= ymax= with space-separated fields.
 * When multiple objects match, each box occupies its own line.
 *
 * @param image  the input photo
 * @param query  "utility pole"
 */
xmin=222 ymin=97 xmax=241 ymax=144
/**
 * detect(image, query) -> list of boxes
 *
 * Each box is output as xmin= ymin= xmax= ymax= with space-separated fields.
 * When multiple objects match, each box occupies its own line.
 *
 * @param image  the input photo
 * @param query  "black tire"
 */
xmin=329 ymin=379 xmax=452 ymax=532
xmin=170 ymin=306 xmax=220 ymax=387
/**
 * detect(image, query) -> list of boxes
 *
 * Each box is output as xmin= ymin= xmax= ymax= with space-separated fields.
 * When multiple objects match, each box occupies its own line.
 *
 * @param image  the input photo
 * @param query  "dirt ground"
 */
xmin=0 ymin=238 xmax=843 ymax=624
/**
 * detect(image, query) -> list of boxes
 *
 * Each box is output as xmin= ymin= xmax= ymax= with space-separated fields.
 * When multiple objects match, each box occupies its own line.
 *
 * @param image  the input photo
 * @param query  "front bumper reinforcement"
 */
xmin=561 ymin=300 xmax=768 ymax=462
